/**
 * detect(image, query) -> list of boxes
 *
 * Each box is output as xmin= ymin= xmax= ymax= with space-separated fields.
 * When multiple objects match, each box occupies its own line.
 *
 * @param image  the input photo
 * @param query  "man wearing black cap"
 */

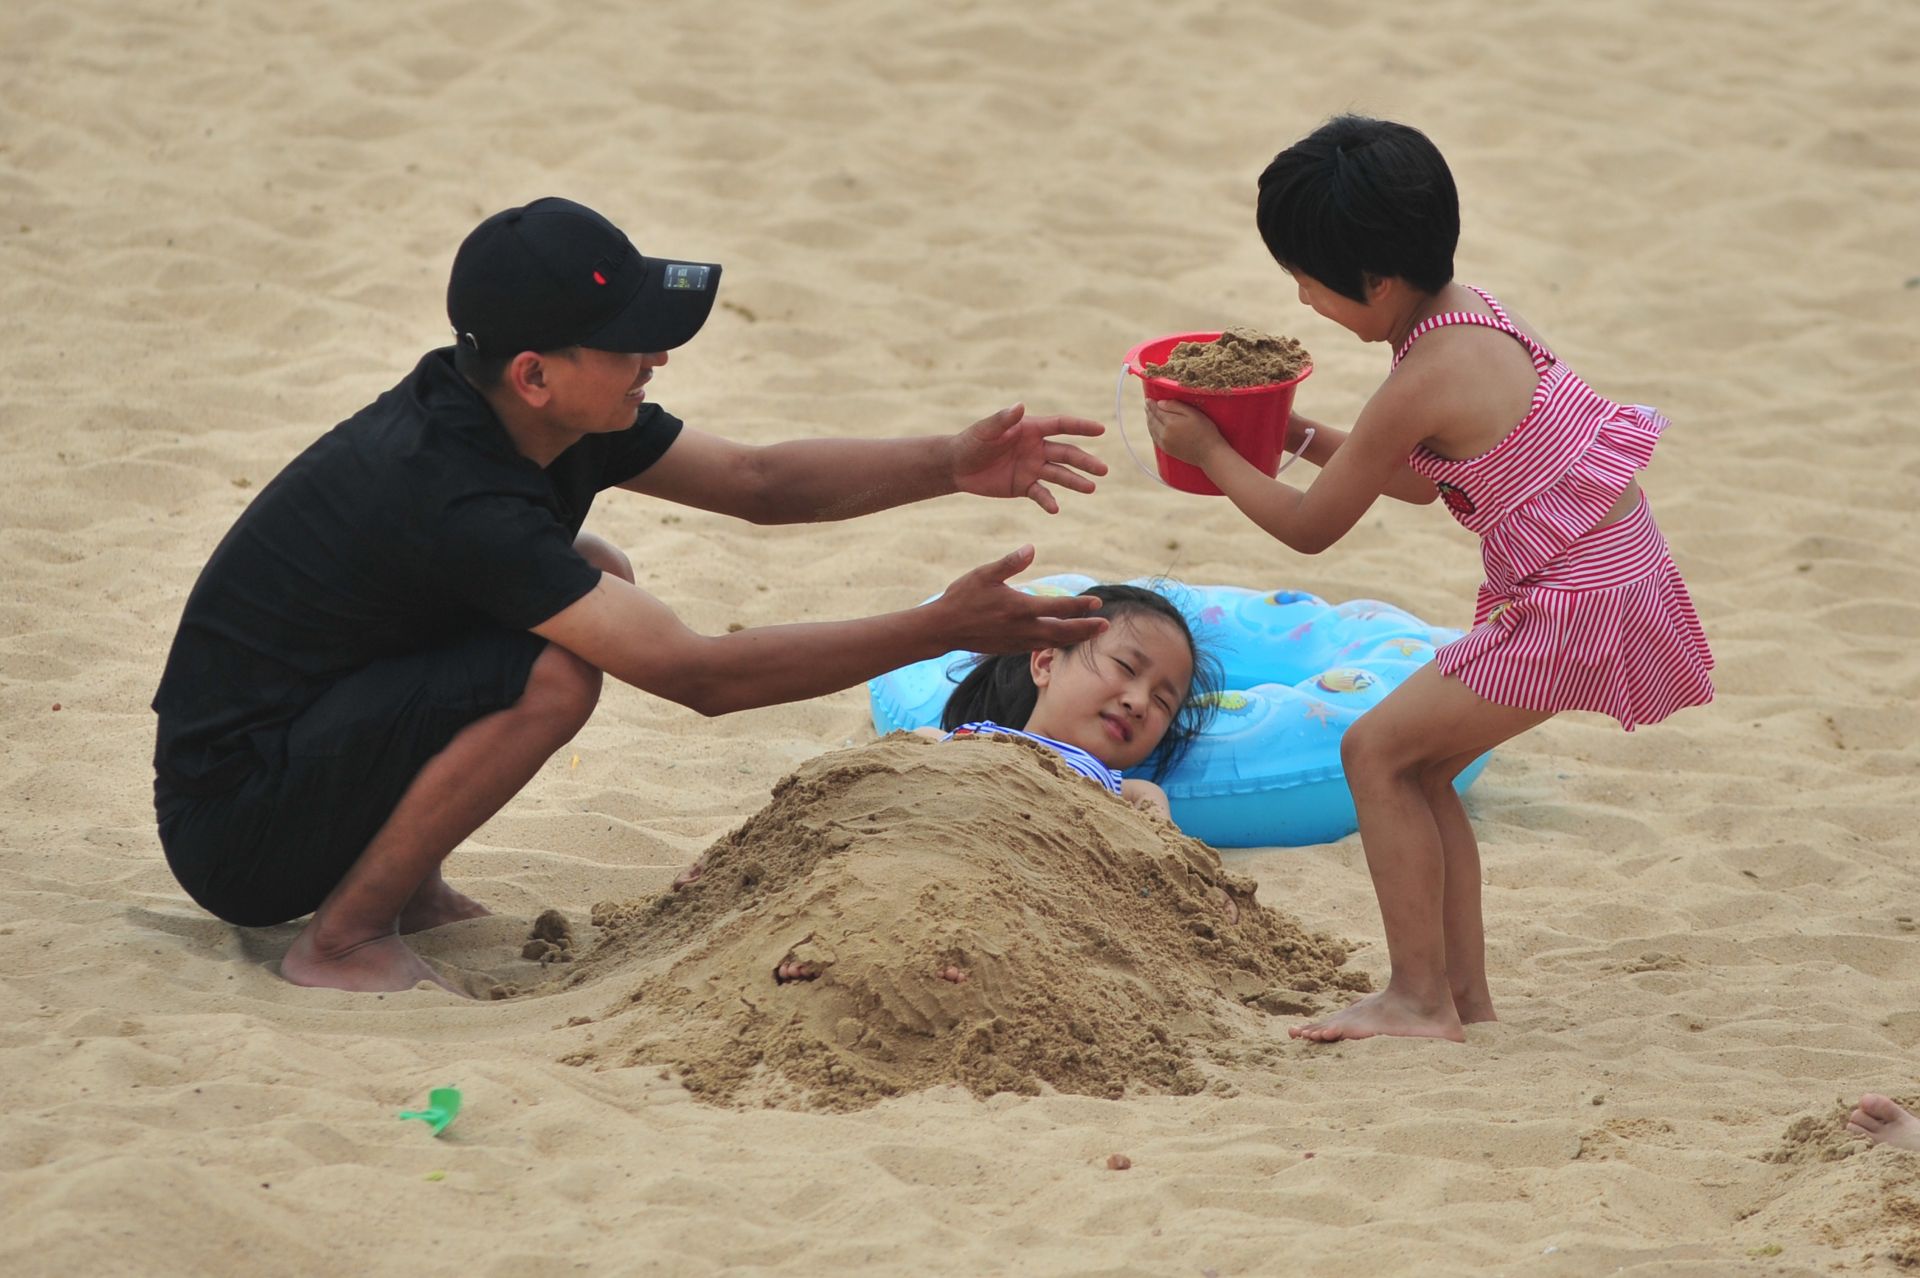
xmin=152 ymin=197 xmax=1110 ymax=995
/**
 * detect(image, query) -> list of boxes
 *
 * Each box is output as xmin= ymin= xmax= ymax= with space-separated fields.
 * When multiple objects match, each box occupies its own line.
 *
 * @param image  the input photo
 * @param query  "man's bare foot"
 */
xmin=282 ymin=929 xmax=462 ymax=995
xmin=1290 ymin=989 xmax=1464 ymax=1043
xmin=397 ymin=873 xmax=490 ymax=934
xmin=774 ymin=961 xmax=818 ymax=984
xmin=672 ymin=858 xmax=706 ymax=890
xmin=938 ymin=965 xmax=970 ymax=984
xmin=1848 ymin=1094 xmax=1920 ymax=1152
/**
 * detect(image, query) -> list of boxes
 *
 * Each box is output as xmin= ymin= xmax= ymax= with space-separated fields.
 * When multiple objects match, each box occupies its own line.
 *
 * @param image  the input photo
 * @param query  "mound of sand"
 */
xmin=558 ymin=734 xmax=1368 ymax=1111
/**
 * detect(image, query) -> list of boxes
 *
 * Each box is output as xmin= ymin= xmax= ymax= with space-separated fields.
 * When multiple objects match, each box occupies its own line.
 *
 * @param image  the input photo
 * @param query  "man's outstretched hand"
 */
xmin=929 ymin=545 xmax=1106 ymax=654
xmin=948 ymin=404 xmax=1107 ymax=514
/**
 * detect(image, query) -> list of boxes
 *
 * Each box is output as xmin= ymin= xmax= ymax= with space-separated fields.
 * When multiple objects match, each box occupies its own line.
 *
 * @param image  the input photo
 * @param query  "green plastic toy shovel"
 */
xmin=398 ymin=1086 xmax=463 ymax=1135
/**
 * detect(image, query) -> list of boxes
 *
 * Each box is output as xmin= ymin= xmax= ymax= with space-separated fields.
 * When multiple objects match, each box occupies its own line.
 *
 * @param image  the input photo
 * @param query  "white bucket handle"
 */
xmin=1114 ymin=361 xmax=1316 ymax=488
xmin=1115 ymin=362 xmax=1171 ymax=488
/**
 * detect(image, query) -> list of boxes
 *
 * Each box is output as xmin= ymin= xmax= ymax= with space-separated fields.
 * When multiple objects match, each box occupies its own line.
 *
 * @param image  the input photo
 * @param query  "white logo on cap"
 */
xmin=662 ymin=264 xmax=710 ymax=291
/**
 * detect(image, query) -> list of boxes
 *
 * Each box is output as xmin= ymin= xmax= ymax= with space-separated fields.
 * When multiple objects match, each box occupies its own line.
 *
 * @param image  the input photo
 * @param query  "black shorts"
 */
xmin=156 ymin=628 xmax=549 ymax=927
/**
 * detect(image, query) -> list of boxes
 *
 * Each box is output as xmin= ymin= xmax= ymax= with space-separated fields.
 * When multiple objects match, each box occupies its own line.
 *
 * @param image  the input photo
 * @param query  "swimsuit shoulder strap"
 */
xmin=1392 ymin=286 xmax=1554 ymax=372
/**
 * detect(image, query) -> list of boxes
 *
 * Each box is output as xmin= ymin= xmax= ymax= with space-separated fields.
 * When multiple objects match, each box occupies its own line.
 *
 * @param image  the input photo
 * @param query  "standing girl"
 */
xmin=1146 ymin=115 xmax=1713 ymax=1042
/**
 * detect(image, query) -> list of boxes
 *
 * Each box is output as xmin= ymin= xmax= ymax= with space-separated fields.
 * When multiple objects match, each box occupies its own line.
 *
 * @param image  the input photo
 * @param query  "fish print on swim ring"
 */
xmin=1314 ymin=668 xmax=1377 ymax=695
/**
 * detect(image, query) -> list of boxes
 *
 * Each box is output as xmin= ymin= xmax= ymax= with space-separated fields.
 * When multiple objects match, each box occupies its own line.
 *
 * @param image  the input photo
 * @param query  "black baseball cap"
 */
xmin=446 ymin=197 xmax=722 ymax=358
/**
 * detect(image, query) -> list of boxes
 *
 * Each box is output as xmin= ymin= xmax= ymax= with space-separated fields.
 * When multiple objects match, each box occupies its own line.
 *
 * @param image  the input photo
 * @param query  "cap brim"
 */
xmin=580 ymin=257 xmax=722 ymax=353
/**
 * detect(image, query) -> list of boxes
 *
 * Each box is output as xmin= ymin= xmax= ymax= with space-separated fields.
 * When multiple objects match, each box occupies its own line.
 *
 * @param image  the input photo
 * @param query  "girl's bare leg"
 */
xmin=1291 ymin=666 xmax=1549 ymax=1043
xmin=1423 ymin=748 xmax=1499 ymax=1024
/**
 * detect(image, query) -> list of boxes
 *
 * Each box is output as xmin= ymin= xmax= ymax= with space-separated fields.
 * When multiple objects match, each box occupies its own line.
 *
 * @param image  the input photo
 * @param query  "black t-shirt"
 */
xmin=152 ymin=347 xmax=682 ymax=795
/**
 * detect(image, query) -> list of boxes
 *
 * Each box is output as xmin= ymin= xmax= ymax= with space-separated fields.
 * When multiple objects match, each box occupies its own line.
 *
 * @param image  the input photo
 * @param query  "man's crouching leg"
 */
xmin=280 ymin=638 xmax=603 ymax=994
xmin=279 ymin=533 xmax=628 ymax=995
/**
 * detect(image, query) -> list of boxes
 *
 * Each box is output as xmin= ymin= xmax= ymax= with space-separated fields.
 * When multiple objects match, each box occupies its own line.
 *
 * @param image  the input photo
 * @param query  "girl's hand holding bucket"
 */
xmin=1144 ymin=399 xmax=1229 ymax=470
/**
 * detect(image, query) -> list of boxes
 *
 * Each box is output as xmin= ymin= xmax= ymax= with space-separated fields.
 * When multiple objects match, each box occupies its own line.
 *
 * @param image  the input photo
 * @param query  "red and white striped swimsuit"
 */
xmin=1398 ymin=288 xmax=1713 ymax=729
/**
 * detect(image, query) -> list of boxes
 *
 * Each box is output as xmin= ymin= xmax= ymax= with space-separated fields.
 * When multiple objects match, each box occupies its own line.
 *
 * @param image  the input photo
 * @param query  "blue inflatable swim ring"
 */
xmin=867 ymin=574 xmax=1491 ymax=848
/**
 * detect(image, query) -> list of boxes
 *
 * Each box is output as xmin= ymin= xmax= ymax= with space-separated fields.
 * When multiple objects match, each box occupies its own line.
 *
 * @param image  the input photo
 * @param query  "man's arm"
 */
xmin=532 ymin=544 xmax=1105 ymax=716
xmin=618 ymin=404 xmax=1106 ymax=523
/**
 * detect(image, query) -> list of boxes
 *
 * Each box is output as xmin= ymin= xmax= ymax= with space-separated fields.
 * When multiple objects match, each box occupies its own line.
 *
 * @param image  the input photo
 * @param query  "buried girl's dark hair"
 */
xmin=938 ymin=584 xmax=1221 ymax=781
xmin=1255 ymin=114 xmax=1459 ymax=303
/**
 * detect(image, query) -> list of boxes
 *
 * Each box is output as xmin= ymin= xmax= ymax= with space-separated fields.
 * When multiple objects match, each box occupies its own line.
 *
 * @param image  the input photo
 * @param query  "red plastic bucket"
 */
xmin=1122 ymin=332 xmax=1312 ymax=496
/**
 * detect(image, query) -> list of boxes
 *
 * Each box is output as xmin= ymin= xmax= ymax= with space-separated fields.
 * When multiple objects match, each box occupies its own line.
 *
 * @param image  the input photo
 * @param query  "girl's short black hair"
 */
xmin=1256 ymin=115 xmax=1459 ymax=303
xmin=938 ymin=584 xmax=1220 ymax=782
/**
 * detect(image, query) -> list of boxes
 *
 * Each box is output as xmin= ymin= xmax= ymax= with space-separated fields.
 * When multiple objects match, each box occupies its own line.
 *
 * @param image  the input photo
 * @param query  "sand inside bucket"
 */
xmin=1146 ymin=328 xmax=1310 ymax=389
xmin=552 ymin=734 xmax=1369 ymax=1112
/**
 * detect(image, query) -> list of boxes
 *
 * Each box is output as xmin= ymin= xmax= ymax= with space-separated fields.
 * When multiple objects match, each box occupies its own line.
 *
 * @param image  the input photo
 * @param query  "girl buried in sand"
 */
xmin=780 ymin=583 xmax=1224 ymax=985
xmin=675 ymin=584 xmax=1219 ymax=901
xmin=924 ymin=583 xmax=1219 ymax=819
xmin=1146 ymin=115 xmax=1714 ymax=1044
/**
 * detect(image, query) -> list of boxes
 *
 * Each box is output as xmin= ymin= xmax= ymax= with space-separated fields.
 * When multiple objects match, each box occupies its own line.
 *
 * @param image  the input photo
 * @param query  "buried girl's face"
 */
xmin=1023 ymin=615 xmax=1192 ymax=772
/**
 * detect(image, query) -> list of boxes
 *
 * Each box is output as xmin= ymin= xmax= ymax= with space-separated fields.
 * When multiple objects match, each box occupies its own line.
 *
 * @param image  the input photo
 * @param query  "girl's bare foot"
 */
xmin=1290 ymin=988 xmax=1465 ymax=1043
xmin=1848 ymin=1094 xmax=1920 ymax=1152
xmin=282 ymin=930 xmax=462 ymax=995
xmin=1452 ymin=988 xmax=1498 ymax=1025
xmin=672 ymin=858 xmax=706 ymax=890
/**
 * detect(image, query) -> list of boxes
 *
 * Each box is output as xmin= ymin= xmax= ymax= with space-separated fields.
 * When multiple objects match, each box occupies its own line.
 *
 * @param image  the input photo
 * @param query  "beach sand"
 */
xmin=3 ymin=0 xmax=1918 ymax=1273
